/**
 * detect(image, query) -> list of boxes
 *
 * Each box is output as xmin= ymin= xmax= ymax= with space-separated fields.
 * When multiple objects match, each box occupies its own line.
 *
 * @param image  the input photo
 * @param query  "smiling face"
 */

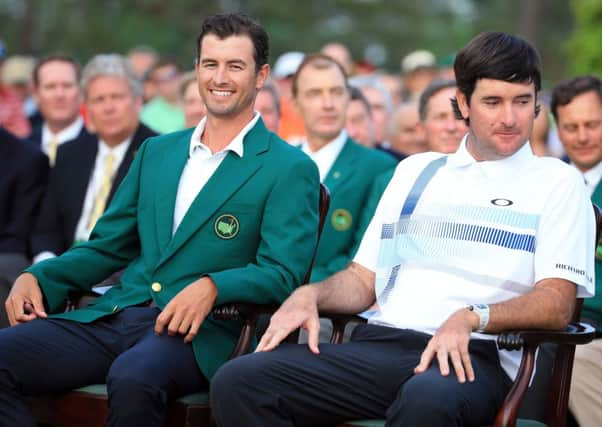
xmin=556 ymin=90 xmax=602 ymax=172
xmin=421 ymin=86 xmax=467 ymax=154
xmin=293 ymin=62 xmax=349 ymax=149
xmin=457 ymin=78 xmax=536 ymax=161
xmin=196 ymin=34 xmax=268 ymax=123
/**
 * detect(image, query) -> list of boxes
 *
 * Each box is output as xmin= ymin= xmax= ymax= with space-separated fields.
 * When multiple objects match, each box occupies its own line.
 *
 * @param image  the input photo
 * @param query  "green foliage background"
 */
xmin=0 ymin=0 xmax=600 ymax=86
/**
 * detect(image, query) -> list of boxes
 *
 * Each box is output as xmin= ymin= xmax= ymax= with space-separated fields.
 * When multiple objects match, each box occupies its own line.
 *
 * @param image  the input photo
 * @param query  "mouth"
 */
xmin=210 ymin=89 xmax=233 ymax=97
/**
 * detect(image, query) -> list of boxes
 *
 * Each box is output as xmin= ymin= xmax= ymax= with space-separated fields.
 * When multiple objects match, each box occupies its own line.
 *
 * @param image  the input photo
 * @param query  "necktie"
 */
xmin=48 ymin=136 xmax=59 ymax=166
xmin=87 ymin=152 xmax=115 ymax=231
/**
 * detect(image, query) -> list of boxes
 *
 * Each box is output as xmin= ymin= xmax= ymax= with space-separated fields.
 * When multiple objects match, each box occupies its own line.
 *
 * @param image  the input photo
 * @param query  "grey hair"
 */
xmin=81 ymin=54 xmax=142 ymax=99
xmin=348 ymin=74 xmax=393 ymax=113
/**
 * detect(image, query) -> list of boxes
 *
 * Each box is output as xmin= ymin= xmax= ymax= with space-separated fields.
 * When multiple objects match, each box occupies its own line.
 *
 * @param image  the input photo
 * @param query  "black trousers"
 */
xmin=0 ymin=306 xmax=206 ymax=427
xmin=211 ymin=324 xmax=511 ymax=427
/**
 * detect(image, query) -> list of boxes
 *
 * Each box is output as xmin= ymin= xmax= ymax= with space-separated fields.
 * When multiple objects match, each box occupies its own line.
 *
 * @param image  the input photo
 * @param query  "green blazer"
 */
xmin=27 ymin=119 xmax=320 ymax=379
xmin=587 ymin=180 xmax=602 ymax=332
xmin=310 ymin=138 xmax=397 ymax=282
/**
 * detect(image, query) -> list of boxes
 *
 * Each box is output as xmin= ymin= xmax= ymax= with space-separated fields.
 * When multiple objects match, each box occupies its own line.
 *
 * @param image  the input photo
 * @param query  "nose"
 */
xmin=322 ymin=93 xmax=334 ymax=109
xmin=213 ymin=65 xmax=228 ymax=85
xmin=501 ymin=104 xmax=516 ymax=127
xmin=445 ymin=116 xmax=458 ymax=132
xmin=577 ymin=126 xmax=588 ymax=143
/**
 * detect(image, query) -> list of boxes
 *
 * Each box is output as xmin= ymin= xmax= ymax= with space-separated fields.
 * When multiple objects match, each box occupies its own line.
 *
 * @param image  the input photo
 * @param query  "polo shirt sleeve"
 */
xmin=534 ymin=167 xmax=595 ymax=297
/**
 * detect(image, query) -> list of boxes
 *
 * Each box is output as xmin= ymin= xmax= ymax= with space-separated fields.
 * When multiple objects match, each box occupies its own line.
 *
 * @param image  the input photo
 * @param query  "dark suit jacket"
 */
xmin=30 ymin=123 xmax=157 ymax=256
xmin=0 ymin=127 xmax=49 ymax=255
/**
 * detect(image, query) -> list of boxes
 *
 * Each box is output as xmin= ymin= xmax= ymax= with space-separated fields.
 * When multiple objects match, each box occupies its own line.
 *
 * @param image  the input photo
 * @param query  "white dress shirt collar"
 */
xmin=575 ymin=160 xmax=602 ymax=197
xmin=301 ymin=130 xmax=348 ymax=182
xmin=189 ymin=112 xmax=260 ymax=158
xmin=42 ymin=116 xmax=84 ymax=148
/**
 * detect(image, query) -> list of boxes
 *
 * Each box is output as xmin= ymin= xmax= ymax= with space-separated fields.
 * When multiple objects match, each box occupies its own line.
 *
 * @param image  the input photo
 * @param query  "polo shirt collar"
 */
xmin=189 ymin=112 xmax=260 ymax=158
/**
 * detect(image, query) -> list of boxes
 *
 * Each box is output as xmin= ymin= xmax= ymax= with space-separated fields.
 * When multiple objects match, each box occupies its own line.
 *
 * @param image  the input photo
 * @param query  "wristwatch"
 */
xmin=468 ymin=303 xmax=490 ymax=332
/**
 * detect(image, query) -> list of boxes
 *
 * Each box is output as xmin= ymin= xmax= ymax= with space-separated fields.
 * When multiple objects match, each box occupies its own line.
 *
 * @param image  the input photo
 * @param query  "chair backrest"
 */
xmin=304 ymin=183 xmax=331 ymax=284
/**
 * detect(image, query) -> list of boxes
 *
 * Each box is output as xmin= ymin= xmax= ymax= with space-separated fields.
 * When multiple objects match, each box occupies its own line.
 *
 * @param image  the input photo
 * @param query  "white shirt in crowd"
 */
xmin=301 ymin=130 xmax=347 ymax=183
xmin=41 ymin=116 xmax=84 ymax=155
xmin=579 ymin=161 xmax=602 ymax=197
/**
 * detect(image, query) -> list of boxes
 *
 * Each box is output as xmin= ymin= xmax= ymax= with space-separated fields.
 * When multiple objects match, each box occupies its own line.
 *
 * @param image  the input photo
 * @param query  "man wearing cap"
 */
xmin=400 ymin=49 xmax=438 ymax=102
xmin=272 ymin=51 xmax=306 ymax=144
xmin=0 ymin=48 xmax=31 ymax=138
xmin=28 ymin=56 xmax=89 ymax=166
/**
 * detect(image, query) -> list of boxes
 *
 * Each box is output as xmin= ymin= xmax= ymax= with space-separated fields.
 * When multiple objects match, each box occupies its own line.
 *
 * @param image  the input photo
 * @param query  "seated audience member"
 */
xmin=255 ymin=80 xmax=280 ymax=133
xmin=419 ymin=79 xmax=468 ymax=153
xmin=294 ymin=54 xmax=396 ymax=283
xmin=211 ymin=32 xmax=595 ymax=427
xmin=345 ymin=85 xmax=376 ymax=147
xmin=0 ymin=127 xmax=48 ymax=328
xmin=386 ymin=101 xmax=427 ymax=159
xmin=0 ymin=12 xmax=319 ymax=427
xmin=1 ymin=55 xmax=39 ymax=128
xmin=400 ymin=49 xmax=438 ymax=102
xmin=141 ymin=57 xmax=185 ymax=133
xmin=349 ymin=75 xmax=394 ymax=148
xmin=551 ymin=75 xmax=602 ymax=427
xmin=272 ymin=51 xmax=305 ymax=144
xmin=321 ymin=41 xmax=354 ymax=77
xmin=0 ymin=51 xmax=31 ymax=138
xmin=28 ymin=55 xmax=87 ymax=166
xmin=30 ymin=54 xmax=157 ymax=262
xmin=179 ymin=71 xmax=206 ymax=128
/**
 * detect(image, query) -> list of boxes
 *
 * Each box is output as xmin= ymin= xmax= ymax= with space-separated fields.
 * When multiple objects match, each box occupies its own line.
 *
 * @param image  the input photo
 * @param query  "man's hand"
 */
xmin=154 ymin=277 xmax=218 ymax=343
xmin=5 ymin=272 xmax=48 ymax=326
xmin=256 ymin=285 xmax=321 ymax=354
xmin=414 ymin=308 xmax=479 ymax=383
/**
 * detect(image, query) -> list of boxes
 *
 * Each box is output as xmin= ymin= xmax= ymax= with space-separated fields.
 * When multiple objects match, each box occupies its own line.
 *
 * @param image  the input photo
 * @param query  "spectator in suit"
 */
xmin=419 ymin=79 xmax=468 ymax=154
xmin=345 ymin=85 xmax=376 ymax=148
xmin=29 ymin=55 xmax=87 ymax=166
xmin=0 ymin=127 xmax=48 ymax=328
xmin=30 ymin=54 xmax=157 ymax=263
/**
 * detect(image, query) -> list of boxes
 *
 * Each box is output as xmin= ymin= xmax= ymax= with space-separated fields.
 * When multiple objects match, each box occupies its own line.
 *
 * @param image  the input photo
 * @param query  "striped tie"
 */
xmin=87 ymin=152 xmax=115 ymax=231
xmin=48 ymin=136 xmax=59 ymax=166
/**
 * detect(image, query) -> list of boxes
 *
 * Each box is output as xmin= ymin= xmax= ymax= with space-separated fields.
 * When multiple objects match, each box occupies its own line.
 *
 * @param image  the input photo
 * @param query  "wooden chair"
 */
xmin=29 ymin=183 xmax=331 ymax=427
xmin=338 ymin=203 xmax=602 ymax=427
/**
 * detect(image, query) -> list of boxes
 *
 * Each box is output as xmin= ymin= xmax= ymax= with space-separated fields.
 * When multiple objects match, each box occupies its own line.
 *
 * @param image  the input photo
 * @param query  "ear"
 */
xmin=255 ymin=64 xmax=270 ymax=91
xmin=455 ymin=88 xmax=469 ymax=120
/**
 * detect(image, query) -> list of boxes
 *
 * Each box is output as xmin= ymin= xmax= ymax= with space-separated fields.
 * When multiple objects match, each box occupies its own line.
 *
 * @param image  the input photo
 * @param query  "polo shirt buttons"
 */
xmin=151 ymin=282 xmax=162 ymax=292
xmin=112 ymin=305 xmax=119 ymax=313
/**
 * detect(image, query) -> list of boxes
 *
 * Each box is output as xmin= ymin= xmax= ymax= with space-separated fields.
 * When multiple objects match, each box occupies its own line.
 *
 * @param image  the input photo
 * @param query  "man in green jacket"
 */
xmin=293 ymin=54 xmax=397 ymax=283
xmin=0 ymin=13 xmax=319 ymax=427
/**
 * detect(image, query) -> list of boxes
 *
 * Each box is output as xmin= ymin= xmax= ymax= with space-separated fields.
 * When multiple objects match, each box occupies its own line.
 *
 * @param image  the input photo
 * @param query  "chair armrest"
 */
xmin=493 ymin=322 xmax=595 ymax=427
xmin=319 ymin=312 xmax=367 ymax=344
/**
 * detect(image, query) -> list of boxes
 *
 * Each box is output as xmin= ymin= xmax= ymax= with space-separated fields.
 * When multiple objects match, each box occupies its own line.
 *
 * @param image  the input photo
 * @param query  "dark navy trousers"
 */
xmin=211 ymin=324 xmax=512 ymax=427
xmin=0 ymin=306 xmax=206 ymax=427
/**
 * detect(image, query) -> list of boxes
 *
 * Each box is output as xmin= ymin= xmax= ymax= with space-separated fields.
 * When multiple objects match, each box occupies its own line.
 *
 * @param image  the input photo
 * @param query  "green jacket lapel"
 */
xmin=592 ymin=178 xmax=602 ymax=207
xmin=154 ymin=131 xmax=191 ymax=252
xmin=324 ymin=138 xmax=357 ymax=194
xmin=156 ymin=120 xmax=270 ymax=269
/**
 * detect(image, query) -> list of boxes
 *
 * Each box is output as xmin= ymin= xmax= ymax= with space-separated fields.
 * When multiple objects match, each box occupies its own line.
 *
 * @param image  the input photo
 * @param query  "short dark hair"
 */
xmin=349 ymin=85 xmax=371 ymax=115
xmin=418 ymin=79 xmax=456 ymax=122
xmin=451 ymin=32 xmax=542 ymax=125
xmin=33 ymin=55 xmax=81 ymax=87
xmin=291 ymin=53 xmax=348 ymax=98
xmin=196 ymin=13 xmax=269 ymax=72
xmin=550 ymin=75 xmax=602 ymax=121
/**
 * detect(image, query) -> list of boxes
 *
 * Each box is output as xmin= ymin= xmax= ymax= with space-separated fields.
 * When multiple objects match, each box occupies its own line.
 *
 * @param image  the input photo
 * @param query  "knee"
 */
xmin=106 ymin=359 xmax=165 ymax=403
xmin=211 ymin=354 xmax=260 ymax=400
xmin=389 ymin=375 xmax=464 ymax=425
